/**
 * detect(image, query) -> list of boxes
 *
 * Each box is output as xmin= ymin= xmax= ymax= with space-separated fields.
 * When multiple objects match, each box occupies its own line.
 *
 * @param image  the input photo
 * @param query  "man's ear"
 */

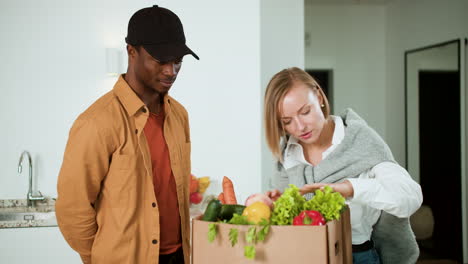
xmin=127 ymin=45 xmax=137 ymax=58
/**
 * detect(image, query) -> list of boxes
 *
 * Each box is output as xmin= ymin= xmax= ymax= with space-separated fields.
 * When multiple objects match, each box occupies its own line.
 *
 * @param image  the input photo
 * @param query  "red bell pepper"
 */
xmin=293 ymin=210 xmax=326 ymax=226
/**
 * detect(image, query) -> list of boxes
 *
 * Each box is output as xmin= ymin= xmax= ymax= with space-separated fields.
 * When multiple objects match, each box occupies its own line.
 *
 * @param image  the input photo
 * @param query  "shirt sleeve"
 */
xmin=55 ymin=118 xmax=113 ymax=263
xmin=347 ymin=161 xmax=423 ymax=218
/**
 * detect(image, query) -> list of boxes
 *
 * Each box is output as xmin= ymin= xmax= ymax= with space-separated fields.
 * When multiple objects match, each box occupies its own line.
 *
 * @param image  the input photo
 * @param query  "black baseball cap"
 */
xmin=125 ymin=5 xmax=199 ymax=62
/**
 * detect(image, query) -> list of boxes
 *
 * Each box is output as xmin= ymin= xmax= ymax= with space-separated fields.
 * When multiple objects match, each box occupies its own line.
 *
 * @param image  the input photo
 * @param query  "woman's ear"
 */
xmin=316 ymin=88 xmax=324 ymax=107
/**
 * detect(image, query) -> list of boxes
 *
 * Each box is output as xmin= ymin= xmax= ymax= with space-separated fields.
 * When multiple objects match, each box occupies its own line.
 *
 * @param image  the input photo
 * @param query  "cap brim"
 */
xmin=143 ymin=43 xmax=199 ymax=62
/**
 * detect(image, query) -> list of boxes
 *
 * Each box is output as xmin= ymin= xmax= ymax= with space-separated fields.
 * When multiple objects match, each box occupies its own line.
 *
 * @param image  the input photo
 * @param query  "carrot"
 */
xmin=222 ymin=176 xmax=237 ymax=204
xmin=218 ymin=192 xmax=225 ymax=204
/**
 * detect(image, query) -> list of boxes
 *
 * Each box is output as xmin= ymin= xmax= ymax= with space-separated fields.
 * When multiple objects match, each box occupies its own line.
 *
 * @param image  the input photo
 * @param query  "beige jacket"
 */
xmin=56 ymin=75 xmax=191 ymax=264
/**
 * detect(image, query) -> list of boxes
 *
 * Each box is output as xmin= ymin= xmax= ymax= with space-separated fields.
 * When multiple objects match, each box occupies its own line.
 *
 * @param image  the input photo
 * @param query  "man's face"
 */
xmin=132 ymin=46 xmax=182 ymax=95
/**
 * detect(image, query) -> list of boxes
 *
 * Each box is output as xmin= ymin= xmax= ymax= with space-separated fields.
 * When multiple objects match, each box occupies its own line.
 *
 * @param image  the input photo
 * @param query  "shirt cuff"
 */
xmin=347 ymin=178 xmax=378 ymax=204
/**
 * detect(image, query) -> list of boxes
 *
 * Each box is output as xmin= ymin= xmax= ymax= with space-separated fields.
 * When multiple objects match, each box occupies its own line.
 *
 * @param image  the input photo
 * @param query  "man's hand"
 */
xmin=265 ymin=189 xmax=282 ymax=201
xmin=299 ymin=180 xmax=354 ymax=198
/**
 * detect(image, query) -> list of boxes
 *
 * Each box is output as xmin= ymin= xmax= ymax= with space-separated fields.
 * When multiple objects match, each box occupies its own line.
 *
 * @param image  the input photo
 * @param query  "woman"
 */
xmin=264 ymin=67 xmax=422 ymax=264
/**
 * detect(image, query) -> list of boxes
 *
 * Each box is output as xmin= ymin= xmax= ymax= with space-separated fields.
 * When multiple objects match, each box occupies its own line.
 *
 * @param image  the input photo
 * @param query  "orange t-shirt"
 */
xmin=143 ymin=108 xmax=181 ymax=255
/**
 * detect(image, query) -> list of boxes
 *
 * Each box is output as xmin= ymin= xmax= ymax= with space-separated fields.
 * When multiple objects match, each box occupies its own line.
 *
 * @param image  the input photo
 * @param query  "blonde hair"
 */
xmin=263 ymin=67 xmax=330 ymax=161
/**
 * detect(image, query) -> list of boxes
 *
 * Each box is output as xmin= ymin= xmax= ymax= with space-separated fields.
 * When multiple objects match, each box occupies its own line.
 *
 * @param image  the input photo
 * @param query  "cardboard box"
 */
xmin=191 ymin=208 xmax=352 ymax=264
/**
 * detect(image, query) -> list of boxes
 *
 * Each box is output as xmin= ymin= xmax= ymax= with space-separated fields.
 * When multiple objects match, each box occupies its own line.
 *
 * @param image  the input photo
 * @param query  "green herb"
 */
xmin=208 ymin=223 xmax=218 ymax=243
xmin=229 ymin=228 xmax=238 ymax=247
xmin=257 ymin=224 xmax=270 ymax=242
xmin=228 ymin=213 xmax=251 ymax=225
xmin=206 ymin=215 xmax=271 ymax=260
xmin=271 ymin=184 xmax=306 ymax=225
xmin=304 ymin=185 xmax=346 ymax=222
xmin=258 ymin=218 xmax=269 ymax=226
xmin=244 ymin=245 xmax=256 ymax=259
xmin=246 ymin=226 xmax=257 ymax=244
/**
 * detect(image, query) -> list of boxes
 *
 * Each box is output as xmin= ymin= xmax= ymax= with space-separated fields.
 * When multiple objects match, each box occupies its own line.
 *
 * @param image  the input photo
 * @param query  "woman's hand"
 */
xmin=265 ymin=189 xmax=282 ymax=201
xmin=299 ymin=180 xmax=354 ymax=199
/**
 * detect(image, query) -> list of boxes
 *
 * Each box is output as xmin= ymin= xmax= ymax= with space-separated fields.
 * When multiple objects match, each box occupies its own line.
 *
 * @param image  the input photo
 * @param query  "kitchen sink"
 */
xmin=0 ymin=197 xmax=57 ymax=228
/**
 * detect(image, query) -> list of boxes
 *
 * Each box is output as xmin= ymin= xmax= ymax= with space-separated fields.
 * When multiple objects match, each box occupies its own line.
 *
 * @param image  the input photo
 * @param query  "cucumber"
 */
xmin=219 ymin=204 xmax=246 ymax=221
xmin=202 ymin=199 xmax=222 ymax=222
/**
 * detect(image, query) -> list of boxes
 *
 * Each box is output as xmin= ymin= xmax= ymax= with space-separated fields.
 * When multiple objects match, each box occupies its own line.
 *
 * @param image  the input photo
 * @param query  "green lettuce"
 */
xmin=304 ymin=185 xmax=346 ymax=221
xmin=271 ymin=184 xmax=346 ymax=225
xmin=270 ymin=184 xmax=306 ymax=225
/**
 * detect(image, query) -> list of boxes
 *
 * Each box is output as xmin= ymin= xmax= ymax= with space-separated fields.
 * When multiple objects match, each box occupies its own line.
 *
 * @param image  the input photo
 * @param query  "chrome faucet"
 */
xmin=18 ymin=151 xmax=45 ymax=207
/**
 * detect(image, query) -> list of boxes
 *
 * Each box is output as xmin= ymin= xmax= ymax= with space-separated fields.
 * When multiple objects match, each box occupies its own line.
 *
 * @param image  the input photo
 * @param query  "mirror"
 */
xmin=405 ymin=39 xmax=462 ymax=262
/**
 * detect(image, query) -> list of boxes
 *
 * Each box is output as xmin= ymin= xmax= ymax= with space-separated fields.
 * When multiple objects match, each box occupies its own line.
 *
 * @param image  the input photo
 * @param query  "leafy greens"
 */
xmin=304 ymin=185 xmax=346 ymax=222
xmin=271 ymin=184 xmax=306 ymax=225
xmin=271 ymin=184 xmax=346 ymax=225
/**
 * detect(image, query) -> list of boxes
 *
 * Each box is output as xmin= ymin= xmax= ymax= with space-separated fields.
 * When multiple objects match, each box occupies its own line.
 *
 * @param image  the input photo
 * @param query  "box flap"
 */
xmin=341 ymin=208 xmax=353 ymax=263
xmin=326 ymin=216 xmax=342 ymax=264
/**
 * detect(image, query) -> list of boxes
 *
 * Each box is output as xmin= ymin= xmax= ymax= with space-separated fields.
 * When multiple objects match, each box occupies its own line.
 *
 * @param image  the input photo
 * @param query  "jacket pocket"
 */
xmin=111 ymin=154 xmax=137 ymax=170
xmin=100 ymin=154 xmax=140 ymax=231
xmin=105 ymin=154 xmax=138 ymax=188
xmin=100 ymin=154 xmax=139 ymax=218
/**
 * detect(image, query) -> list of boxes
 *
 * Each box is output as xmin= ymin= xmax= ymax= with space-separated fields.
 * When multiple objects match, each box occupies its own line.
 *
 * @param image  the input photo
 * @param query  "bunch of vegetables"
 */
xmin=190 ymin=174 xmax=211 ymax=204
xmin=201 ymin=176 xmax=271 ymax=259
xmin=201 ymin=180 xmax=346 ymax=260
xmin=271 ymin=184 xmax=346 ymax=225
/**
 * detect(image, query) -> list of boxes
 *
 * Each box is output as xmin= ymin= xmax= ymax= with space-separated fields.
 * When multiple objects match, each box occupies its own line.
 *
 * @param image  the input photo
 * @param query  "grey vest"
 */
xmin=271 ymin=109 xmax=419 ymax=264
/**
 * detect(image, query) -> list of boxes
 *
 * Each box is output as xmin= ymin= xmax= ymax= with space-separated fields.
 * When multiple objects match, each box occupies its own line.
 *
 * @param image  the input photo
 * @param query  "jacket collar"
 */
xmin=113 ymin=74 xmax=172 ymax=116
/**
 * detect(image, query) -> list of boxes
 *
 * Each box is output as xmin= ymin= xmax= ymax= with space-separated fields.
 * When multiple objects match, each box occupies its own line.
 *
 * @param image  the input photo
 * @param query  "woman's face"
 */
xmin=280 ymin=82 xmax=326 ymax=145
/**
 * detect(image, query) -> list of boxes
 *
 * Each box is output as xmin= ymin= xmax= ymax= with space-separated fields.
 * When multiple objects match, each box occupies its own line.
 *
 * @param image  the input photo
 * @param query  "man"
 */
xmin=56 ymin=5 xmax=198 ymax=264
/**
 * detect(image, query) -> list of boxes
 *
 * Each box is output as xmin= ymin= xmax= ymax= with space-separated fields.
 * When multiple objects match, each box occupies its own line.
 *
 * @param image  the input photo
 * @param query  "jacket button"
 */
xmin=135 ymin=129 xmax=138 ymax=134
xmin=142 ymin=108 xmax=147 ymax=113
xmin=152 ymin=202 xmax=156 ymax=207
xmin=152 ymin=239 xmax=158 ymax=244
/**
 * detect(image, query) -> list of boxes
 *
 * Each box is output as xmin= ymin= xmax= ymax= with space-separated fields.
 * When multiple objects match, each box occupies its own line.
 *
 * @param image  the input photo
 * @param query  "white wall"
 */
xmin=304 ymin=3 xmax=387 ymax=138
xmin=170 ymin=1 xmax=262 ymax=203
xmin=260 ymin=0 xmax=305 ymax=191
xmin=0 ymin=0 xmax=262 ymax=204
xmin=385 ymin=0 xmax=468 ymax=164
xmin=0 ymin=0 xmax=304 ymax=263
xmin=385 ymin=0 xmax=468 ymax=262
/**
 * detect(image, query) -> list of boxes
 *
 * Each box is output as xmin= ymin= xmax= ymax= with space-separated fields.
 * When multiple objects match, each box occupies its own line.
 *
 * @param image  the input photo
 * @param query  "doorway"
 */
xmin=405 ymin=39 xmax=463 ymax=263
xmin=418 ymin=70 xmax=462 ymax=262
xmin=306 ymin=69 xmax=334 ymax=113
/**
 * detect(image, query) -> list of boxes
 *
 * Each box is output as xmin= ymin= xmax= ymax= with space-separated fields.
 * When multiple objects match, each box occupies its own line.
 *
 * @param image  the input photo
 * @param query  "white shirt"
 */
xmin=282 ymin=116 xmax=423 ymax=244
